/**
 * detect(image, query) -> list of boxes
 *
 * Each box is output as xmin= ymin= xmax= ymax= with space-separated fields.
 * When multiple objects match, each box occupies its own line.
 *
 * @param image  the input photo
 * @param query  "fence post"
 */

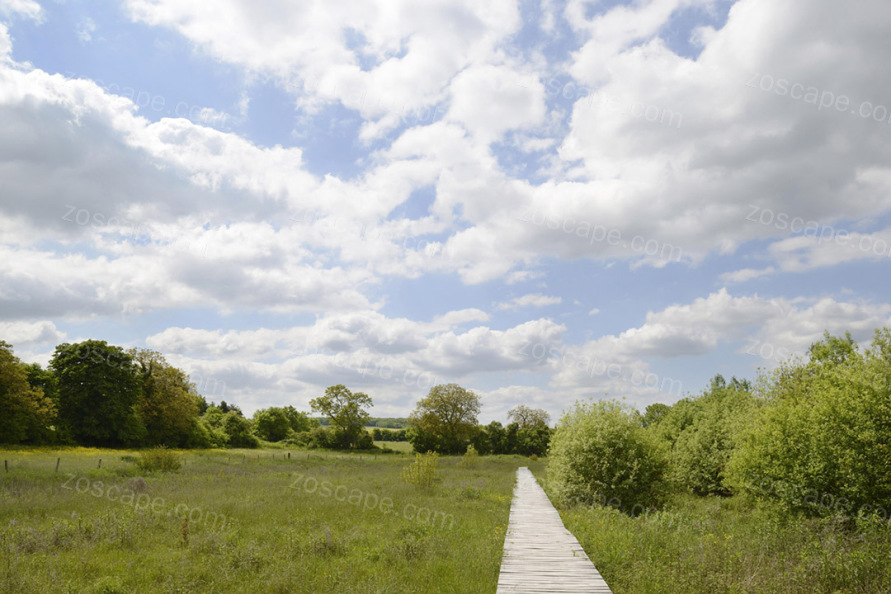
xmin=98 ymin=459 xmax=102 ymax=469
xmin=56 ymin=458 xmax=61 ymax=473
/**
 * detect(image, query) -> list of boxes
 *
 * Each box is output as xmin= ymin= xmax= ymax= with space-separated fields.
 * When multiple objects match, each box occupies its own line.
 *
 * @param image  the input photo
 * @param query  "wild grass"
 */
xmin=532 ymin=465 xmax=891 ymax=593
xmin=0 ymin=446 xmax=524 ymax=593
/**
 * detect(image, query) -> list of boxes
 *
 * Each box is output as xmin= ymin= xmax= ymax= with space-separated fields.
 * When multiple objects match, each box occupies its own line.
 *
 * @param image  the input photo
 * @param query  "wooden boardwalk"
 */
xmin=496 ymin=467 xmax=613 ymax=593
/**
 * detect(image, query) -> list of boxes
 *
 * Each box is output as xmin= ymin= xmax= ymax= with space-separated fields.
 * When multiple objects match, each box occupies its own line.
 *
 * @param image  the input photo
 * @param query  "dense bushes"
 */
xmin=549 ymin=400 xmax=667 ymax=511
xmin=728 ymin=330 xmax=891 ymax=516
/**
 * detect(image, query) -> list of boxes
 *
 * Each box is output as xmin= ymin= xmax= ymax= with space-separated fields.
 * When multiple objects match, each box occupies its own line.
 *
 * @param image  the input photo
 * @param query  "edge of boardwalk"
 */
xmin=496 ymin=467 xmax=613 ymax=594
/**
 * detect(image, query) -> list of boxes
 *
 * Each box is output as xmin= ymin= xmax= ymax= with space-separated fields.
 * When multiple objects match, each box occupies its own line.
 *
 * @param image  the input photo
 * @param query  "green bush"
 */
xmin=549 ymin=399 xmax=667 ymax=512
xmin=728 ymin=330 xmax=891 ymax=516
xmin=402 ymin=451 xmax=440 ymax=488
xmin=669 ymin=377 xmax=754 ymax=495
xmin=460 ymin=444 xmax=479 ymax=467
xmin=135 ymin=447 xmax=182 ymax=473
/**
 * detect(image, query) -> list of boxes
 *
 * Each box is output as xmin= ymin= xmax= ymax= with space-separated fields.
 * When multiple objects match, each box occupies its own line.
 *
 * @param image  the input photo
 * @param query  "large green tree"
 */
xmin=0 ymin=342 xmax=56 ymax=443
xmin=129 ymin=347 xmax=201 ymax=447
xmin=309 ymin=385 xmax=373 ymax=448
xmin=407 ymin=383 xmax=480 ymax=454
xmin=51 ymin=340 xmax=145 ymax=446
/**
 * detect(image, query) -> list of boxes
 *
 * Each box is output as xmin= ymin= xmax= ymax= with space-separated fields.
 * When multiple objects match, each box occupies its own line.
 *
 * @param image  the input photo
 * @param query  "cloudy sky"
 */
xmin=2 ymin=0 xmax=890 ymax=422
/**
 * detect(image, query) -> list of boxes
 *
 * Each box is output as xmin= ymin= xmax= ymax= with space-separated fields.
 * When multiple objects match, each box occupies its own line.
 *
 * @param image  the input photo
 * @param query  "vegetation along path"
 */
xmin=497 ymin=467 xmax=612 ymax=593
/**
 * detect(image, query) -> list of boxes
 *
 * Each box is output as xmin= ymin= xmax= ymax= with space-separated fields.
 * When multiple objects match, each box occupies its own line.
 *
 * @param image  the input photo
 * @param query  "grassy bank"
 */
xmin=532 ymin=466 xmax=891 ymax=593
xmin=1 ymin=447 xmax=525 ymax=593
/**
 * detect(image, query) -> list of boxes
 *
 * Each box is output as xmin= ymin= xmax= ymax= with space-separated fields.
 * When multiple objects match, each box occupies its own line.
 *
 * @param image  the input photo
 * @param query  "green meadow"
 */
xmin=0 ymin=447 xmax=536 ymax=594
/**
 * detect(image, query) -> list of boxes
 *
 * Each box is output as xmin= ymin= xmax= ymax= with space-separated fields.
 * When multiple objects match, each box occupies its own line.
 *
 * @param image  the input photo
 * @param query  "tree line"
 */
xmin=0 ymin=339 xmax=551 ymax=455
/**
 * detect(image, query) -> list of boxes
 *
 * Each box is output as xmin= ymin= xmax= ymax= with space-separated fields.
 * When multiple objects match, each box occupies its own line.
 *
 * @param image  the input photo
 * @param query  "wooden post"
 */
xmin=4 ymin=460 xmax=7 ymax=473
xmin=288 ymin=452 xmax=291 ymax=460
xmin=98 ymin=459 xmax=102 ymax=469
xmin=55 ymin=458 xmax=60 ymax=473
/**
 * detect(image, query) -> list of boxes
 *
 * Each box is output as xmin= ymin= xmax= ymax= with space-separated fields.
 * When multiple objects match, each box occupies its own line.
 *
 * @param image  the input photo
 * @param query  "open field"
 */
xmin=531 ymin=466 xmax=891 ymax=594
xmin=374 ymin=441 xmax=413 ymax=453
xmin=0 ymin=447 xmax=538 ymax=593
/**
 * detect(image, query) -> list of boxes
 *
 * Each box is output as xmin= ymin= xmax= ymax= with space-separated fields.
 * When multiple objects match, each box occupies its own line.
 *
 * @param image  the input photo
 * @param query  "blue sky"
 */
xmin=2 ymin=0 xmax=891 ymax=422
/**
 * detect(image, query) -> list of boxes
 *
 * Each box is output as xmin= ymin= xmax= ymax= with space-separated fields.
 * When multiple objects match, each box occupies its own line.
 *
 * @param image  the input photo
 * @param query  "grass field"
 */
xmin=374 ymin=441 xmax=413 ymax=453
xmin=531 ymin=466 xmax=891 ymax=593
xmin=0 ymin=447 xmax=537 ymax=593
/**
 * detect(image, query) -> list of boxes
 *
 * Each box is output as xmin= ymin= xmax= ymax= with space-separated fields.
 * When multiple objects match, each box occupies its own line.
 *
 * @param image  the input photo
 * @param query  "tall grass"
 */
xmin=532 ymin=466 xmax=891 ymax=593
xmin=0 ymin=447 xmax=524 ymax=593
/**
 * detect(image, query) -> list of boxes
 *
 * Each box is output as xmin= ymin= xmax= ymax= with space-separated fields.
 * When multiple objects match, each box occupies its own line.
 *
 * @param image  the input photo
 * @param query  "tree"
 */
xmin=129 ymin=348 xmax=200 ymax=447
xmin=223 ymin=412 xmax=259 ymax=448
xmin=407 ymin=383 xmax=480 ymax=454
xmin=253 ymin=407 xmax=292 ymax=442
xmin=0 ymin=342 xmax=56 ymax=443
xmin=508 ymin=404 xmax=551 ymax=429
xmin=51 ymin=340 xmax=145 ymax=447
xmin=309 ymin=385 xmax=373 ymax=448
xmin=670 ymin=376 xmax=754 ymax=495
xmin=548 ymin=399 xmax=668 ymax=512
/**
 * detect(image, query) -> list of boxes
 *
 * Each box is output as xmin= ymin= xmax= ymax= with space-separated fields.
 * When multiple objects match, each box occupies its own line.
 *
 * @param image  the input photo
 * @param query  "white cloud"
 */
xmin=496 ymin=293 xmax=562 ymax=311
xmin=0 ymin=0 xmax=43 ymax=22
xmin=0 ymin=320 xmax=65 ymax=347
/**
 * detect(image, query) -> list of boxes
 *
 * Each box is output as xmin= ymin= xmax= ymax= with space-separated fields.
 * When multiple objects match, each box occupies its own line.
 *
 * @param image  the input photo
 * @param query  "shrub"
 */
xmin=402 ymin=451 xmax=440 ymax=488
xmin=135 ymin=447 xmax=182 ymax=473
xmin=728 ymin=330 xmax=891 ymax=516
xmin=549 ymin=399 xmax=667 ymax=512
xmin=460 ymin=444 xmax=479 ymax=467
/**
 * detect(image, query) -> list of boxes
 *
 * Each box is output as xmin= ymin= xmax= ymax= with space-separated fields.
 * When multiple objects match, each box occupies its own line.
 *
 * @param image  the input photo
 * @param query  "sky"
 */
xmin=1 ymin=0 xmax=891 ymax=422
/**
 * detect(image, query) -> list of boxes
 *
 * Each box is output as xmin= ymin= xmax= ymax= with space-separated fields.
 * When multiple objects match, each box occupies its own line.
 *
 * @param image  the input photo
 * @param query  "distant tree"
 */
xmin=253 ymin=407 xmax=292 ymax=442
xmin=310 ymin=385 xmax=373 ymax=448
xmin=407 ymin=383 xmax=481 ymax=454
xmin=0 ymin=342 xmax=56 ymax=444
xmin=516 ymin=425 xmax=552 ymax=456
xmin=129 ymin=348 xmax=200 ymax=448
xmin=508 ymin=405 xmax=551 ymax=429
xmin=223 ymin=412 xmax=259 ymax=448
xmin=281 ymin=405 xmax=312 ymax=433
xmin=51 ymin=340 xmax=145 ymax=447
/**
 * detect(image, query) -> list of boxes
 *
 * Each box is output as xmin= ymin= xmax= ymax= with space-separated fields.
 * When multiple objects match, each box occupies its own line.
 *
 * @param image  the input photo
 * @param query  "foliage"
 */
xmin=460 ymin=444 xmax=479 ymax=468
xmin=253 ymin=407 xmax=292 ymax=442
xmin=0 ymin=342 xmax=56 ymax=444
xmin=401 ymin=451 xmax=440 ymax=488
xmin=407 ymin=383 xmax=480 ymax=454
xmin=51 ymin=340 xmax=145 ymax=447
xmin=507 ymin=404 xmax=551 ymax=429
xmin=728 ymin=330 xmax=891 ymax=516
xmin=129 ymin=348 xmax=201 ymax=448
xmin=223 ymin=412 xmax=260 ymax=448
xmin=309 ymin=385 xmax=373 ymax=448
xmin=549 ymin=399 xmax=668 ymax=511
xmin=640 ymin=403 xmax=670 ymax=428
xmin=668 ymin=375 xmax=755 ymax=495
xmin=135 ymin=447 xmax=182 ymax=472
xmin=514 ymin=425 xmax=552 ymax=457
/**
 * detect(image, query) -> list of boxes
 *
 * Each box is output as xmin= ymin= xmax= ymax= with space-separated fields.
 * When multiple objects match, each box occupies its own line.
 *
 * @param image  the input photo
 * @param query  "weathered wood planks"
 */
xmin=496 ymin=467 xmax=613 ymax=593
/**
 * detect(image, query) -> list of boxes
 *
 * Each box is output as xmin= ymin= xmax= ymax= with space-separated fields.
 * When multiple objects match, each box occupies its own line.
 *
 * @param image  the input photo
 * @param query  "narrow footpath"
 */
xmin=496 ymin=467 xmax=613 ymax=593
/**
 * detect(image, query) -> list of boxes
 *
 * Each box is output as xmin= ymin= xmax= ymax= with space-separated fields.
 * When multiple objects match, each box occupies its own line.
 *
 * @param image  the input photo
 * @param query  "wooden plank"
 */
xmin=496 ymin=467 xmax=613 ymax=593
